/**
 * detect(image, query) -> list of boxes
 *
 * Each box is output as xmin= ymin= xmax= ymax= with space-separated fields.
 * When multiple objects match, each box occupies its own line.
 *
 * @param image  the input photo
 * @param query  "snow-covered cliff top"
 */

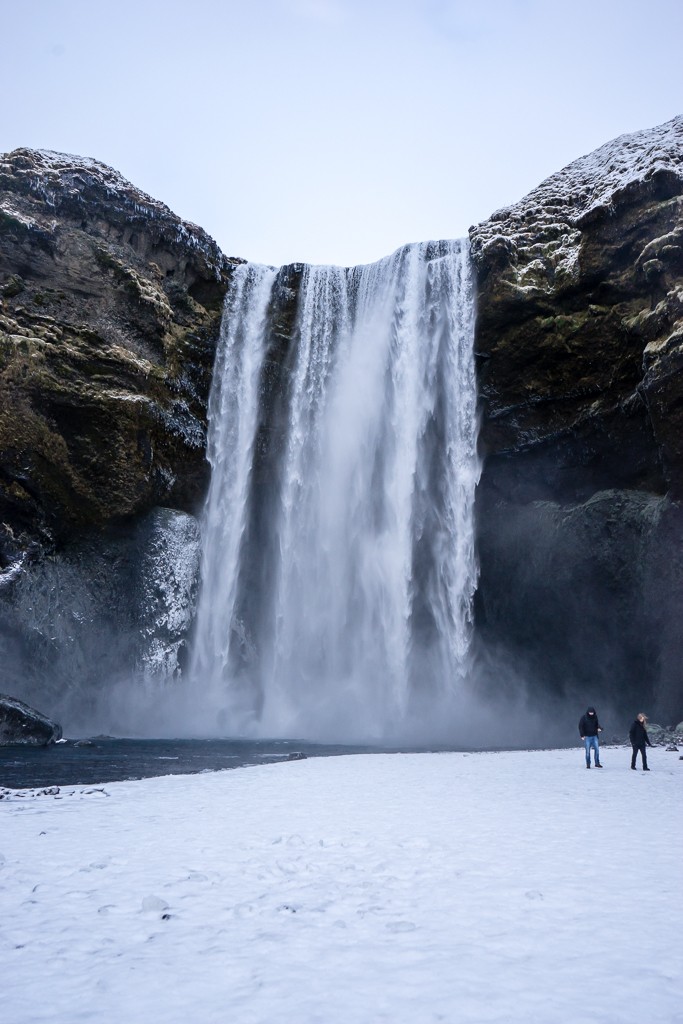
xmin=470 ymin=116 xmax=683 ymax=293
xmin=0 ymin=147 xmax=233 ymax=273
xmin=499 ymin=115 xmax=682 ymax=226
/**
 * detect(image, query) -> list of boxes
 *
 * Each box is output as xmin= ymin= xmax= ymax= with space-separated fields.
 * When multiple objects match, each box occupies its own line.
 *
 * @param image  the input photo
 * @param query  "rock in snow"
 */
xmin=0 ymin=692 xmax=62 ymax=745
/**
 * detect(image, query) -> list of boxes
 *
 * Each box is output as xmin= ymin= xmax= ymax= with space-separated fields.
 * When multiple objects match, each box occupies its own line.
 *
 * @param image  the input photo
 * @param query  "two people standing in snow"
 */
xmin=629 ymin=713 xmax=652 ymax=770
xmin=579 ymin=707 xmax=654 ymax=770
xmin=579 ymin=707 xmax=603 ymax=767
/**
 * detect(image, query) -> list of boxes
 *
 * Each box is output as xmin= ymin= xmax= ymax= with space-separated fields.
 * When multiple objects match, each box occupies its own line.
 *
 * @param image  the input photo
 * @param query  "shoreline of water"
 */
xmin=0 ymin=735 xmax=587 ymax=789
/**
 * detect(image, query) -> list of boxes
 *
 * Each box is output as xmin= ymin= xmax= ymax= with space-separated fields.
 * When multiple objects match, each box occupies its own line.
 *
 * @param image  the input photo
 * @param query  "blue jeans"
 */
xmin=584 ymin=735 xmax=600 ymax=765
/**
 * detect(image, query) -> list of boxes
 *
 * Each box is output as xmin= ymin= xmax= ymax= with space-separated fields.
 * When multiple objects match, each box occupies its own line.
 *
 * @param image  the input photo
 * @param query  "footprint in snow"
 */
xmin=79 ymin=860 xmax=110 ymax=873
xmin=271 ymin=834 xmax=306 ymax=847
xmin=386 ymin=921 xmax=417 ymax=933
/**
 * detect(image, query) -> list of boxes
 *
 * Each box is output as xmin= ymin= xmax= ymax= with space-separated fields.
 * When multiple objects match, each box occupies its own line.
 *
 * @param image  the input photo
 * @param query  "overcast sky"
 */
xmin=2 ymin=0 xmax=682 ymax=267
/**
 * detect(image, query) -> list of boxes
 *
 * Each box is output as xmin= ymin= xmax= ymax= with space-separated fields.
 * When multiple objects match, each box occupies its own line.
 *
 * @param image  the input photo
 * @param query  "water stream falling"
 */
xmin=190 ymin=240 xmax=480 ymax=741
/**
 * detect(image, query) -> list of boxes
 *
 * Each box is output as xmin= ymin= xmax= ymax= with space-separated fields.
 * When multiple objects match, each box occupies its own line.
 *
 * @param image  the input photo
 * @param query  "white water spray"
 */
xmin=190 ymin=241 xmax=480 ymax=741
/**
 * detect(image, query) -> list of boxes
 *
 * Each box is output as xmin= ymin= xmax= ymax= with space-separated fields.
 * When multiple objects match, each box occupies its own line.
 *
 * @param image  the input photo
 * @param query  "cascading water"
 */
xmin=190 ymin=240 xmax=480 ymax=741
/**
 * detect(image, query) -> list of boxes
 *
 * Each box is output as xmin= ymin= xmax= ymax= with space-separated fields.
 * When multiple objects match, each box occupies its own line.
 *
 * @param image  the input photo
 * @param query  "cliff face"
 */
xmin=0 ymin=148 xmax=239 ymax=570
xmin=0 ymin=150 xmax=239 ymax=726
xmin=469 ymin=117 xmax=683 ymax=721
xmin=2 ymin=123 xmax=683 ymax=731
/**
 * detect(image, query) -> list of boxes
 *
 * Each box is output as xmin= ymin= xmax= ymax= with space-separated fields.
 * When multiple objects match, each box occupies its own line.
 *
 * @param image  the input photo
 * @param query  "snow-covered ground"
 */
xmin=2 ymin=748 xmax=681 ymax=1024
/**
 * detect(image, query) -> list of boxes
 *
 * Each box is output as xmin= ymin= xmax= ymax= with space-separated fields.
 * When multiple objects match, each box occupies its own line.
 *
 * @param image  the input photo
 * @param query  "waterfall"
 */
xmin=190 ymin=264 xmax=277 ymax=706
xmin=190 ymin=240 xmax=480 ymax=741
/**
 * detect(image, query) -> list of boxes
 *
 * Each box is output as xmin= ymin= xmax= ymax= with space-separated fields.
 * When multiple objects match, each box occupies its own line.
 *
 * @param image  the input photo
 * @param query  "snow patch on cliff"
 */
xmin=471 ymin=116 xmax=683 ymax=295
xmin=3 ymin=148 xmax=232 ymax=279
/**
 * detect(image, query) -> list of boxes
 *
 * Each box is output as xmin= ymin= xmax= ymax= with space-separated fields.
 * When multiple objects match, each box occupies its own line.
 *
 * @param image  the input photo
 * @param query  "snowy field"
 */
xmin=2 ymin=748 xmax=681 ymax=1024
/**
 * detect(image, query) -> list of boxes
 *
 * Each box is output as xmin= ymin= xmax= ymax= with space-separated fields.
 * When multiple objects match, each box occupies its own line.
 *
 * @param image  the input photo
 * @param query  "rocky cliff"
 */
xmin=2 ymin=121 xmax=682 ymax=733
xmin=0 ymin=149 xmax=240 ymax=569
xmin=469 ymin=116 xmax=683 ymax=721
xmin=0 ymin=150 xmax=239 ymax=726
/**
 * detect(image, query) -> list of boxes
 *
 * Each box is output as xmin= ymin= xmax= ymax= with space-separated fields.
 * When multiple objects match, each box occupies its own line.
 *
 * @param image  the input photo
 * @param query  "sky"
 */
xmin=1 ymin=0 xmax=682 ymax=267
xmin=3 ymin=749 xmax=682 ymax=1023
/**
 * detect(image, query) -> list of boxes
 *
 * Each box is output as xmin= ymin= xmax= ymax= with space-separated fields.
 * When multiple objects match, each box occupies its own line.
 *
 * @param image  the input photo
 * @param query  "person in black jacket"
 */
xmin=629 ymin=713 xmax=652 ymax=770
xmin=579 ymin=707 xmax=603 ymax=768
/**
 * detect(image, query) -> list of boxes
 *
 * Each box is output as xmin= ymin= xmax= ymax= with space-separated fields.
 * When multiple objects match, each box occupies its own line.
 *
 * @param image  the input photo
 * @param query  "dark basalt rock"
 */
xmin=0 ymin=148 xmax=242 ymax=563
xmin=0 ymin=693 xmax=62 ymax=745
xmin=0 ymin=149 xmax=237 ymax=726
xmin=470 ymin=117 xmax=683 ymax=721
xmin=470 ymin=116 xmax=683 ymax=499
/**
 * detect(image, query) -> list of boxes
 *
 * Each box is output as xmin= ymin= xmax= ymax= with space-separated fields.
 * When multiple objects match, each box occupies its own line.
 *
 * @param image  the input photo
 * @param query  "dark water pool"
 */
xmin=0 ymin=737 xmax=579 ymax=790
xmin=0 ymin=737 xmax=373 ymax=789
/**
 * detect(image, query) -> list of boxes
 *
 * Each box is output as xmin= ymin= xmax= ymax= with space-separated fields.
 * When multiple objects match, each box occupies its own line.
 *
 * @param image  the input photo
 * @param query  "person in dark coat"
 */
xmin=579 ymin=707 xmax=603 ymax=768
xmin=629 ymin=713 xmax=652 ymax=770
